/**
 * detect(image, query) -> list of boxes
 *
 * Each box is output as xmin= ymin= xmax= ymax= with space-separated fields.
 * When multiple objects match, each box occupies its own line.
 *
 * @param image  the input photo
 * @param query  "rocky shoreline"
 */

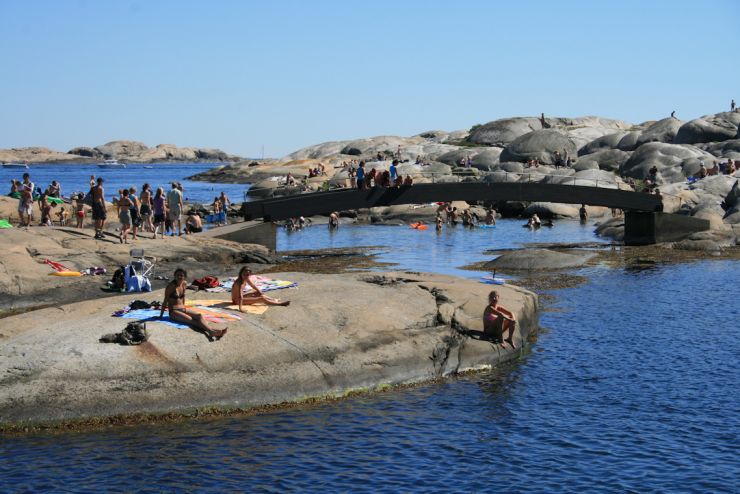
xmin=0 ymin=225 xmax=537 ymax=431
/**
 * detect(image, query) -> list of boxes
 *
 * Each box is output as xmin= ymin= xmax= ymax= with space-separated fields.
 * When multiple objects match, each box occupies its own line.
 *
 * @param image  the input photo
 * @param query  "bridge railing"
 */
xmin=396 ymin=169 xmax=622 ymax=190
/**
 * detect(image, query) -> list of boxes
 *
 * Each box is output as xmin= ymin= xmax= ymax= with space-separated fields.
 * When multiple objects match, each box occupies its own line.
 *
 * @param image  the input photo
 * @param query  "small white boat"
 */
xmin=2 ymin=163 xmax=29 ymax=169
xmin=97 ymin=159 xmax=126 ymax=169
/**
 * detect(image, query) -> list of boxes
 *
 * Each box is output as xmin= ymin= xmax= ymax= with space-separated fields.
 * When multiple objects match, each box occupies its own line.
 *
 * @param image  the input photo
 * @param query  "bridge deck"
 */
xmin=241 ymin=182 xmax=662 ymax=221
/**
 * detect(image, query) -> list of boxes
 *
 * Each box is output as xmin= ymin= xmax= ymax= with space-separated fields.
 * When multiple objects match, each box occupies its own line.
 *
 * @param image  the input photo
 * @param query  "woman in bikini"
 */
xmin=482 ymin=290 xmax=517 ymax=349
xmin=160 ymin=268 xmax=227 ymax=341
xmin=231 ymin=266 xmax=290 ymax=312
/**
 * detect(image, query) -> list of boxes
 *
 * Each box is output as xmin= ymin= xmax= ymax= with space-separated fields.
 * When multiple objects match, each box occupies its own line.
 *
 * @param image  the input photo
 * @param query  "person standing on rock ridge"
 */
xmin=732 ymin=99 xmax=736 ymax=112
xmin=390 ymin=159 xmax=398 ymax=183
xmin=671 ymin=110 xmax=676 ymax=118
xmin=483 ymin=290 xmax=516 ymax=349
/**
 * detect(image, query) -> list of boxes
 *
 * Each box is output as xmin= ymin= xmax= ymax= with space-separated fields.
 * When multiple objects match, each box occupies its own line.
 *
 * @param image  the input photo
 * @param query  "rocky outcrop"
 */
xmin=620 ymin=142 xmax=715 ymax=183
xmin=703 ymin=139 xmax=740 ymax=160
xmin=673 ymin=112 xmax=740 ymax=145
xmin=576 ymin=149 xmax=631 ymax=172
xmin=636 ymin=118 xmax=683 ymax=146
xmin=500 ymin=129 xmax=578 ymax=165
xmin=0 ymin=271 xmax=537 ymax=427
xmin=0 ymin=147 xmax=81 ymax=163
xmin=67 ymin=147 xmax=103 ymax=158
xmin=579 ymin=132 xmax=629 ymax=155
xmin=484 ymin=249 xmax=596 ymax=270
xmin=0 ymin=141 xmax=239 ymax=164
xmin=467 ymin=117 xmax=543 ymax=147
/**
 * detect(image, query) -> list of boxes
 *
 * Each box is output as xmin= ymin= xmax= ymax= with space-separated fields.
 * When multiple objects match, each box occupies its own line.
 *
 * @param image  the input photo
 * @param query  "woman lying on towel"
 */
xmin=232 ymin=266 xmax=291 ymax=311
xmin=161 ymin=268 xmax=227 ymax=341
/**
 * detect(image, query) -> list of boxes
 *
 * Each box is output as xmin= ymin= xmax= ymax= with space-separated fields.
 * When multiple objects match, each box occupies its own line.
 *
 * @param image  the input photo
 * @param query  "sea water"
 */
xmin=1 ymin=163 xmax=250 ymax=205
xmin=1 ymin=221 xmax=738 ymax=492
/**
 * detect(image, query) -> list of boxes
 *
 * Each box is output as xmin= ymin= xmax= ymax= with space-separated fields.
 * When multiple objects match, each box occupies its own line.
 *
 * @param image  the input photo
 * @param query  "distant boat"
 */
xmin=143 ymin=166 xmax=154 ymax=169
xmin=97 ymin=159 xmax=126 ymax=169
xmin=2 ymin=163 xmax=29 ymax=169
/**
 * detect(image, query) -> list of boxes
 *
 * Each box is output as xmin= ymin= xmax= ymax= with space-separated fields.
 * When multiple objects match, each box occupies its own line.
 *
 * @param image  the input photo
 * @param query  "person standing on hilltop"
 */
xmin=166 ymin=182 xmax=183 ymax=236
xmin=732 ymin=99 xmax=736 ymax=112
xmin=671 ymin=110 xmax=676 ymax=118
xmin=92 ymin=177 xmax=106 ymax=239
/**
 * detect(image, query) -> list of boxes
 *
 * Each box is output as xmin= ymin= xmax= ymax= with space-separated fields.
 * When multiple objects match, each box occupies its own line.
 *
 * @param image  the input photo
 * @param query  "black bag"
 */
xmin=83 ymin=187 xmax=94 ymax=207
xmin=110 ymin=266 xmax=126 ymax=290
xmin=100 ymin=322 xmax=148 ymax=345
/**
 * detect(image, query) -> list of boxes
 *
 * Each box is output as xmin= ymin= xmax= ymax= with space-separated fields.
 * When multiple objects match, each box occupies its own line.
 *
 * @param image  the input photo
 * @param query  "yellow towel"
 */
xmin=186 ymin=300 xmax=268 ymax=314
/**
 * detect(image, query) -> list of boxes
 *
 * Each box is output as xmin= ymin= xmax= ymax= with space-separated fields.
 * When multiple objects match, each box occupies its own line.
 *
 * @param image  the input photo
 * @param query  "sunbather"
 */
xmin=482 ymin=290 xmax=517 ymax=348
xmin=160 ymin=268 xmax=227 ymax=341
xmin=232 ymin=266 xmax=290 ymax=311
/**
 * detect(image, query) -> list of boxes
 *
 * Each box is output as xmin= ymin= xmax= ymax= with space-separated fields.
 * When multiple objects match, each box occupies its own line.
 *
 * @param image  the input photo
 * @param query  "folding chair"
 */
xmin=129 ymin=248 xmax=156 ymax=279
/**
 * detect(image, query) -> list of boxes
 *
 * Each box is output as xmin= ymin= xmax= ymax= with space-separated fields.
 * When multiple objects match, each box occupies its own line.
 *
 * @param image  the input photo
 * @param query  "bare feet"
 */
xmin=209 ymin=328 xmax=227 ymax=341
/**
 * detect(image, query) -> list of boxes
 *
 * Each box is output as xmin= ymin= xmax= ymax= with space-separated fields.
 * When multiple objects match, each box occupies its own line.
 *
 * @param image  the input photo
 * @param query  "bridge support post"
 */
xmin=624 ymin=212 xmax=710 ymax=245
xmin=201 ymin=221 xmax=277 ymax=251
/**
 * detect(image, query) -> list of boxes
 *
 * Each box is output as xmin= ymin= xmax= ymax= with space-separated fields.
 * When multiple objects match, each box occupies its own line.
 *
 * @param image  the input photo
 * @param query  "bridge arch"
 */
xmin=241 ymin=182 xmax=662 ymax=222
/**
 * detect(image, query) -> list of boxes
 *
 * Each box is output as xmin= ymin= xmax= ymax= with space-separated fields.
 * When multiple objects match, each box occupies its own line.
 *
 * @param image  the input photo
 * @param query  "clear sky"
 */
xmin=1 ymin=0 xmax=739 ymax=158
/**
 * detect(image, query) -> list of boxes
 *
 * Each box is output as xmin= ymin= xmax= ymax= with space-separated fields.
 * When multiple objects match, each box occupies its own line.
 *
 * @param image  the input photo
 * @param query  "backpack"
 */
xmin=110 ymin=266 xmax=126 ymax=291
xmin=100 ymin=321 xmax=148 ymax=345
xmin=83 ymin=187 xmax=94 ymax=207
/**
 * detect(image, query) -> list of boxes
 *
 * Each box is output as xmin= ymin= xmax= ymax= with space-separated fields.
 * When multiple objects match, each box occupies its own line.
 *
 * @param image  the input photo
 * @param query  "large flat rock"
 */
xmin=0 ymin=272 xmax=537 ymax=427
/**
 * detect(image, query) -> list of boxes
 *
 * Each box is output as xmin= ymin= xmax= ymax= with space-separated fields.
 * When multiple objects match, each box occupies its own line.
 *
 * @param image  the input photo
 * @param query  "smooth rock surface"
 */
xmin=0 ymin=272 xmax=537 ymax=426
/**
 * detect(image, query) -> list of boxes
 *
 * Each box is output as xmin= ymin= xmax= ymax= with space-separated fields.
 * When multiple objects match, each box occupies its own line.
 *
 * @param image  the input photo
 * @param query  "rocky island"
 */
xmin=0 ymin=140 xmax=242 ymax=164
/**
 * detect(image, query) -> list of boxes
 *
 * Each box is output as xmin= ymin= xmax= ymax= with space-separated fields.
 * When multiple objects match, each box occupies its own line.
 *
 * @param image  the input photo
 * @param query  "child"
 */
xmin=40 ymin=194 xmax=52 ymax=226
xmin=56 ymin=206 xmax=69 ymax=226
xmin=74 ymin=193 xmax=86 ymax=228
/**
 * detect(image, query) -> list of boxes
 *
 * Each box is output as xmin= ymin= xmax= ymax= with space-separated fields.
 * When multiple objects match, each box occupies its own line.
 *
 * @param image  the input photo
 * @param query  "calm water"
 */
xmin=2 ymin=219 xmax=739 ymax=491
xmin=1 ymin=163 xmax=249 ymax=205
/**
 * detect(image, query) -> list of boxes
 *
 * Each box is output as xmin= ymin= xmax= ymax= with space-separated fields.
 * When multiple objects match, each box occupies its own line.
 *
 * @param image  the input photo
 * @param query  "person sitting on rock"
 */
xmin=161 ymin=268 xmax=227 ymax=341
xmin=698 ymin=162 xmax=707 ymax=179
xmin=483 ymin=290 xmax=516 ymax=348
xmin=403 ymin=175 xmax=413 ymax=186
xmin=185 ymin=211 xmax=203 ymax=234
xmin=232 ymin=266 xmax=290 ymax=310
xmin=394 ymin=175 xmax=403 ymax=187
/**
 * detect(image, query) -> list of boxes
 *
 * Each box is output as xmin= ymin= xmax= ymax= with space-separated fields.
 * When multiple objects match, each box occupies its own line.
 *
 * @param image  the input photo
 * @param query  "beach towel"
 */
xmin=113 ymin=305 xmax=242 ymax=328
xmin=207 ymin=275 xmax=298 ymax=294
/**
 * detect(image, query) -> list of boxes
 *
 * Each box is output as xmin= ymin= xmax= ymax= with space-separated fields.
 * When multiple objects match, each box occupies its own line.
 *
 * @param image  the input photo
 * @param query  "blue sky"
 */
xmin=1 ymin=0 xmax=738 ymax=158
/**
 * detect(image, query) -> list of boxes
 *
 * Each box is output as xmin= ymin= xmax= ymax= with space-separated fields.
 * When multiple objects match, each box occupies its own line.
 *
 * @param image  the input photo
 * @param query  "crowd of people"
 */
xmin=7 ymin=172 xmax=232 ymax=240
